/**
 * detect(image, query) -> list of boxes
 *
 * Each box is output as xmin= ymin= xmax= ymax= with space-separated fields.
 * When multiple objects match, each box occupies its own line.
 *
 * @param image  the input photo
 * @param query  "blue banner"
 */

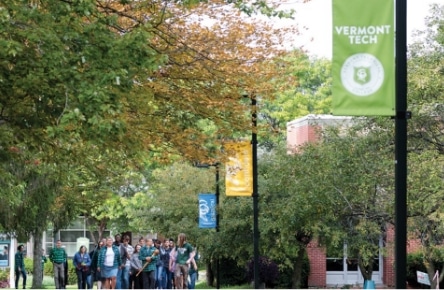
xmin=198 ymin=193 xmax=216 ymax=229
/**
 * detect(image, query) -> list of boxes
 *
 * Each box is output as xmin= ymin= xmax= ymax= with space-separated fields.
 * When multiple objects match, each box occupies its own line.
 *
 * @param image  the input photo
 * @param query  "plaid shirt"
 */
xmin=15 ymin=252 xmax=24 ymax=271
xmin=139 ymin=246 xmax=158 ymax=272
xmin=50 ymin=247 xmax=67 ymax=263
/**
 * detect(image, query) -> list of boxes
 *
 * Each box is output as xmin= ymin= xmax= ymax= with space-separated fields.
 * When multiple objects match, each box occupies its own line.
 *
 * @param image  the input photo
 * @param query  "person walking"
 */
xmin=73 ymin=245 xmax=92 ymax=289
xmin=90 ymin=239 xmax=105 ymax=289
xmin=130 ymin=244 xmax=143 ymax=289
xmin=14 ymin=245 xmax=26 ymax=289
xmin=168 ymin=239 xmax=176 ymax=289
xmin=113 ymin=234 xmax=127 ymax=289
xmin=157 ymin=239 xmax=171 ymax=289
xmin=166 ymin=238 xmax=176 ymax=289
xmin=50 ymin=240 xmax=68 ymax=289
xmin=139 ymin=238 xmax=158 ymax=289
xmin=187 ymin=252 xmax=198 ymax=289
xmin=97 ymin=237 xmax=121 ymax=289
xmin=121 ymin=235 xmax=133 ymax=289
xmin=173 ymin=233 xmax=195 ymax=289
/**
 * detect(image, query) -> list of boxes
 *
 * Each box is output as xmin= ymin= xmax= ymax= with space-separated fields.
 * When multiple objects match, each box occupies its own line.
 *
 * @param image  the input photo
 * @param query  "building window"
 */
xmin=45 ymin=217 xmax=110 ymax=257
xmin=326 ymin=241 xmax=380 ymax=272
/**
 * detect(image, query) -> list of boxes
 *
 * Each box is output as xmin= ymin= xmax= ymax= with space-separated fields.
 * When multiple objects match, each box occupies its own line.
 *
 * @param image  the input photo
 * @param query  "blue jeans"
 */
xmin=87 ymin=274 xmax=92 ymax=289
xmin=116 ymin=267 xmax=122 ymax=289
xmin=188 ymin=272 xmax=197 ymax=289
xmin=165 ymin=268 xmax=172 ymax=289
xmin=156 ymin=265 xmax=166 ymax=289
xmin=15 ymin=268 xmax=27 ymax=289
xmin=117 ymin=265 xmax=130 ymax=289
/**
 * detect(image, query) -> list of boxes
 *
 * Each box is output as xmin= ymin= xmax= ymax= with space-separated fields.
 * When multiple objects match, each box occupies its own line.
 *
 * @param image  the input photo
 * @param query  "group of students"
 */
xmin=78 ymin=232 xmax=197 ymax=289
xmin=14 ymin=232 xmax=197 ymax=290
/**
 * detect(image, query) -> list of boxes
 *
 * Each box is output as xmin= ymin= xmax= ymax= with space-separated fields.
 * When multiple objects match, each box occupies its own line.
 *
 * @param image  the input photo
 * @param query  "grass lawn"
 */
xmin=9 ymin=272 xmax=250 ymax=289
xmin=7 ymin=275 xmax=76 ymax=289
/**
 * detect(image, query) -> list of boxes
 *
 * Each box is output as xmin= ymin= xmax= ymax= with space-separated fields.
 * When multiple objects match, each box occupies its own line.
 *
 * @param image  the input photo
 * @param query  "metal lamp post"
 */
xmin=252 ymin=96 xmax=259 ymax=289
xmin=244 ymin=94 xmax=259 ymax=289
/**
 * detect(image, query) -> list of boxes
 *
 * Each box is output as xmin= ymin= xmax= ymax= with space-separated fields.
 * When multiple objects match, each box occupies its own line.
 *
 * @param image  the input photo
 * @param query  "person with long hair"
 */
xmin=173 ymin=233 xmax=195 ymax=289
xmin=130 ymin=244 xmax=143 ymax=289
xmin=73 ymin=245 xmax=92 ymax=289
xmin=97 ymin=237 xmax=121 ymax=289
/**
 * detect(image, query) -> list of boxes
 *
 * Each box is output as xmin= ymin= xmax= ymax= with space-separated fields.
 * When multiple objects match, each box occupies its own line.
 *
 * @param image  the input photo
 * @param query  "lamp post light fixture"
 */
xmin=195 ymin=162 xmax=220 ymax=289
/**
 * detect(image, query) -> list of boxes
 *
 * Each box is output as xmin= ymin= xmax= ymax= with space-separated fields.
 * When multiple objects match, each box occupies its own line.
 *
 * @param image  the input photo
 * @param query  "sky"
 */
xmin=275 ymin=0 xmax=444 ymax=58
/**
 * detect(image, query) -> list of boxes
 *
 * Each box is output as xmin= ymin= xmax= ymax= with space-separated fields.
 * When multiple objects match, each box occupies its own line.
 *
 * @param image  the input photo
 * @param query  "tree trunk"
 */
xmin=424 ymin=261 xmax=438 ymax=289
xmin=292 ymin=246 xmax=306 ymax=288
xmin=358 ymin=258 xmax=373 ymax=281
xmin=32 ymin=231 xmax=44 ymax=289
xmin=206 ymin=261 xmax=214 ymax=287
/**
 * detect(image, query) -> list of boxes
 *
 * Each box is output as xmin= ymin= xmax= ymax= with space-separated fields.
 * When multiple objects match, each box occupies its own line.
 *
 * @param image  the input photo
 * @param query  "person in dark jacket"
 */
xmin=14 ymin=245 xmax=26 ymax=289
xmin=90 ymin=239 xmax=105 ymax=289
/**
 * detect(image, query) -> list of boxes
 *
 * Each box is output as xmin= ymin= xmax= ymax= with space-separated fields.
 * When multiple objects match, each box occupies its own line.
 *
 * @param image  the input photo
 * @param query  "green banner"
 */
xmin=332 ymin=0 xmax=395 ymax=116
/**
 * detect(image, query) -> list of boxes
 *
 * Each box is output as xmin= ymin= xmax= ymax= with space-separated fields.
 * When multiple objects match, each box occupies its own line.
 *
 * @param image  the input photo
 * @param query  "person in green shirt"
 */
xmin=49 ymin=240 xmax=67 ymax=289
xmin=14 ymin=244 xmax=26 ymax=289
xmin=139 ymin=238 xmax=159 ymax=289
xmin=174 ymin=233 xmax=195 ymax=289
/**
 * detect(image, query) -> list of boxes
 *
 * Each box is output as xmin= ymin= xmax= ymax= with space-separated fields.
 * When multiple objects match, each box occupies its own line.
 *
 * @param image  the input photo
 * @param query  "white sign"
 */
xmin=417 ymin=271 xmax=431 ymax=286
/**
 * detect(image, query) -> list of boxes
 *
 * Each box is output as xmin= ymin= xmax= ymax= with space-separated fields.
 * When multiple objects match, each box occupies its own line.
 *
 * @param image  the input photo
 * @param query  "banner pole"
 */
xmin=215 ymin=164 xmax=220 ymax=289
xmin=395 ymin=0 xmax=408 ymax=288
xmin=251 ymin=96 xmax=259 ymax=289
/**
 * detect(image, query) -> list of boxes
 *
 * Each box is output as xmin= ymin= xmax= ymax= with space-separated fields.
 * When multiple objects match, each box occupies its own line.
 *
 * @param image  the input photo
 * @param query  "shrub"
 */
xmin=275 ymin=253 xmax=310 ymax=288
xmin=66 ymin=260 xmax=77 ymax=285
xmin=0 ymin=268 xmax=9 ymax=288
xmin=24 ymin=257 xmax=56 ymax=276
xmin=24 ymin=257 xmax=33 ymax=274
xmin=21 ymin=257 xmax=77 ymax=286
xmin=246 ymin=256 xmax=279 ymax=288
xmin=218 ymin=258 xmax=247 ymax=286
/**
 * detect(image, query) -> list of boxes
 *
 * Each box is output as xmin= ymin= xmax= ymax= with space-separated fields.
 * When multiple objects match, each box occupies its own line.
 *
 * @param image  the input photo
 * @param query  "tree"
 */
xmin=1 ymin=0 xmax=296 ymax=262
xmin=406 ymin=4 xmax=444 ymax=288
xmin=0 ymin=149 xmax=77 ymax=288
xmin=259 ymin=50 xmax=332 ymax=149
xmin=0 ymin=1 xmax=305 ymax=287
xmin=259 ymin=145 xmax=331 ymax=288
xmin=258 ymin=117 xmax=394 ymax=287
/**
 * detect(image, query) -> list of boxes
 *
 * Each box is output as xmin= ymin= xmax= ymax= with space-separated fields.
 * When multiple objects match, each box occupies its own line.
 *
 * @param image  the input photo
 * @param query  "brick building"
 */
xmin=286 ymin=115 xmax=421 ymax=288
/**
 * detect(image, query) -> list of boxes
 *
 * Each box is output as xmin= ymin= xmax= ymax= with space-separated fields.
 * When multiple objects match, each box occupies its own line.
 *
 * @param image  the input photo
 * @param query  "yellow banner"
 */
xmin=224 ymin=141 xmax=253 ymax=197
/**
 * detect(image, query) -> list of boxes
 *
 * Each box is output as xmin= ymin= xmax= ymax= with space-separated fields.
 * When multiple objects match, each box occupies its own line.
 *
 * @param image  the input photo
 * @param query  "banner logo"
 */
xmin=198 ymin=193 xmax=216 ymax=229
xmin=354 ymin=67 xmax=370 ymax=85
xmin=341 ymin=53 xmax=384 ymax=97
